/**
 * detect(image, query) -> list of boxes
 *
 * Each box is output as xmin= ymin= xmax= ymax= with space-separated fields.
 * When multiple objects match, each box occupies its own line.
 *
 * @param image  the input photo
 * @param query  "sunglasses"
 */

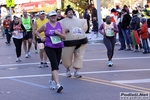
xmin=50 ymin=15 xmax=57 ymax=17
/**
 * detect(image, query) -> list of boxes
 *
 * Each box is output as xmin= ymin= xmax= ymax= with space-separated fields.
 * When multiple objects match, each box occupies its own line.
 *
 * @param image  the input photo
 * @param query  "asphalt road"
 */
xmin=0 ymin=37 xmax=150 ymax=100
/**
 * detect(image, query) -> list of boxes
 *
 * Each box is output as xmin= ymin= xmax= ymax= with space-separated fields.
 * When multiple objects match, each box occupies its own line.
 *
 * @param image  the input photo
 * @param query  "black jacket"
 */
xmin=92 ymin=20 xmax=98 ymax=32
xmin=121 ymin=13 xmax=131 ymax=29
xmin=84 ymin=12 xmax=90 ymax=20
xmin=147 ymin=19 xmax=150 ymax=28
xmin=91 ymin=8 xmax=97 ymax=20
xmin=130 ymin=15 xmax=140 ymax=30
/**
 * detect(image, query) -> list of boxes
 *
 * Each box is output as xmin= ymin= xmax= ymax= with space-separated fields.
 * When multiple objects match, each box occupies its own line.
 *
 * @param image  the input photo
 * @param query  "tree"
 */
xmin=62 ymin=0 xmax=89 ymax=17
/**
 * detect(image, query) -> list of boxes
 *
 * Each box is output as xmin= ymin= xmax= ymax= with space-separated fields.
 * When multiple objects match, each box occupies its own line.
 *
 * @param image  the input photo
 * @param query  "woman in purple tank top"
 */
xmin=36 ymin=10 xmax=66 ymax=93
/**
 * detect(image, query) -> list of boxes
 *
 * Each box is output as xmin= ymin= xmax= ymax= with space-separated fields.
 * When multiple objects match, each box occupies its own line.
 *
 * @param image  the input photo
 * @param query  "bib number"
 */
xmin=106 ymin=29 xmax=114 ymax=36
xmin=72 ymin=27 xmax=82 ymax=35
xmin=24 ymin=24 xmax=29 ymax=29
xmin=14 ymin=30 xmax=20 ymax=36
xmin=50 ymin=36 xmax=61 ymax=44
xmin=38 ymin=43 xmax=44 ymax=49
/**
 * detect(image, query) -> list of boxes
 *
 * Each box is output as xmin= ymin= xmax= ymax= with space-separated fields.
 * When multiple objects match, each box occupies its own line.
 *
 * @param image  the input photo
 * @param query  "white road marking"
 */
xmin=112 ymin=79 xmax=150 ymax=84
xmin=10 ymin=78 xmax=49 ymax=88
xmin=83 ymin=56 xmax=150 ymax=61
xmin=0 ymin=56 xmax=150 ymax=67
xmin=1 ymin=68 xmax=150 ymax=80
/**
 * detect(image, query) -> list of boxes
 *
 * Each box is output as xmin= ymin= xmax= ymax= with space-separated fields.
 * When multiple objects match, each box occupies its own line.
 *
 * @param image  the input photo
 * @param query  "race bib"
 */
xmin=24 ymin=24 xmax=29 ymax=29
xmin=38 ymin=43 xmax=44 ymax=49
xmin=72 ymin=27 xmax=82 ymax=35
xmin=14 ymin=30 xmax=20 ymax=36
xmin=106 ymin=29 xmax=114 ymax=37
xmin=50 ymin=36 xmax=61 ymax=44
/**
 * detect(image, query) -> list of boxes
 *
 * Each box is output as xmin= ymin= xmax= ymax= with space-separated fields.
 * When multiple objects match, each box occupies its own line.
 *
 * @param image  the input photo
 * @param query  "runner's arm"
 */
xmin=21 ymin=24 xmax=26 ymax=33
xmin=99 ymin=23 xmax=105 ymax=35
xmin=113 ymin=23 xmax=119 ymax=33
xmin=36 ymin=24 xmax=46 ymax=42
xmin=54 ymin=23 xmax=66 ymax=40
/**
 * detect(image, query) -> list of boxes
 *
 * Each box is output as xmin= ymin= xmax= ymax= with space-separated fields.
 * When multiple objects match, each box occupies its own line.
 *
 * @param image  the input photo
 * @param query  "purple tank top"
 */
xmin=44 ymin=22 xmax=64 ymax=48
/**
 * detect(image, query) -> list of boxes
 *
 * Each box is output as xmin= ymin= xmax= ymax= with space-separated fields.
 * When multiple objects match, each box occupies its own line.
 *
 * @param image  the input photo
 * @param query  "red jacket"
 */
xmin=139 ymin=22 xmax=149 ymax=39
xmin=3 ymin=19 xmax=11 ymax=29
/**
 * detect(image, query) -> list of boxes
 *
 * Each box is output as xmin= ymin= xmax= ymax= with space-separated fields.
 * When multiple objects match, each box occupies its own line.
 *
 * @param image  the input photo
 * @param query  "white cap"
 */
xmin=39 ymin=10 xmax=45 ymax=15
xmin=116 ymin=9 xmax=121 ymax=13
xmin=35 ymin=13 xmax=39 ymax=16
xmin=48 ymin=10 xmax=57 ymax=17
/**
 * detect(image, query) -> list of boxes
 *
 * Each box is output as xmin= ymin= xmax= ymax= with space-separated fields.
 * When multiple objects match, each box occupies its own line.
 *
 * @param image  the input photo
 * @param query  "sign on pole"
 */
xmin=6 ymin=0 xmax=14 ymax=7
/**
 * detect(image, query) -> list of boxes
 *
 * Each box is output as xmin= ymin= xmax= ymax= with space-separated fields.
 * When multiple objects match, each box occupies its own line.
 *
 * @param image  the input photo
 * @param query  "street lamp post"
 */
xmin=96 ymin=0 xmax=103 ymax=26
xmin=95 ymin=0 xmax=103 ymax=38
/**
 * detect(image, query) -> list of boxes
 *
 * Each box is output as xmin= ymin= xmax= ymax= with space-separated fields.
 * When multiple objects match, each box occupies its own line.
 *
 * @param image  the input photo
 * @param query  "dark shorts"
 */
xmin=23 ymin=31 xmax=33 ymax=40
xmin=36 ymin=38 xmax=44 ymax=43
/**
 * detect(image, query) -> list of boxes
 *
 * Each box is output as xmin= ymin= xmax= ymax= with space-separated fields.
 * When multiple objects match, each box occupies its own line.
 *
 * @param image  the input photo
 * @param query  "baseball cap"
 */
xmin=39 ymin=10 xmax=45 ymax=15
xmin=48 ymin=10 xmax=57 ymax=17
xmin=35 ymin=13 xmax=39 ymax=16
xmin=141 ymin=18 xmax=146 ymax=23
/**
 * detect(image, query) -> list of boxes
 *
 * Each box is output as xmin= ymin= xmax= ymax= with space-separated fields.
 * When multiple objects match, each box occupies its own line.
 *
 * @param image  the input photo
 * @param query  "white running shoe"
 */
xmin=74 ymin=71 xmax=82 ymax=78
xmin=108 ymin=61 xmax=113 ymax=67
xmin=66 ymin=69 xmax=71 ymax=77
xmin=56 ymin=84 xmax=63 ymax=93
xmin=28 ymin=52 xmax=31 ymax=57
xmin=18 ymin=58 xmax=22 ymax=62
xmin=49 ymin=80 xmax=56 ymax=90
xmin=25 ymin=54 xmax=29 ymax=58
xmin=16 ymin=58 xmax=19 ymax=62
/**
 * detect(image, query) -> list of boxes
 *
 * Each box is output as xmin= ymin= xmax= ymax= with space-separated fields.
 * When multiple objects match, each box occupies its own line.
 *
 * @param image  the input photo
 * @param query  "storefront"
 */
xmin=21 ymin=0 xmax=56 ymax=13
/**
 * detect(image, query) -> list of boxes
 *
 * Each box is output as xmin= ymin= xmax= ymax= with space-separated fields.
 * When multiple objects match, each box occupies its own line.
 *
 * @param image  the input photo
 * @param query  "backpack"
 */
xmin=146 ymin=8 xmax=150 ymax=16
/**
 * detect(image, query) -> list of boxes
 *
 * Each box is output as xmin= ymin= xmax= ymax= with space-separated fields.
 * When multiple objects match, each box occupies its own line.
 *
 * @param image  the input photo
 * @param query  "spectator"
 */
xmin=120 ymin=9 xmax=132 ymax=50
xmin=91 ymin=6 xmax=97 ymax=21
xmin=89 ymin=17 xmax=98 ymax=39
xmin=130 ymin=10 xmax=142 ymax=52
xmin=123 ymin=5 xmax=130 ymax=14
xmin=84 ymin=8 xmax=90 ymax=33
xmin=147 ymin=18 xmax=150 ymax=41
xmin=3 ymin=15 xmax=11 ymax=45
xmin=116 ymin=11 xmax=126 ymax=50
xmin=139 ymin=18 xmax=150 ymax=54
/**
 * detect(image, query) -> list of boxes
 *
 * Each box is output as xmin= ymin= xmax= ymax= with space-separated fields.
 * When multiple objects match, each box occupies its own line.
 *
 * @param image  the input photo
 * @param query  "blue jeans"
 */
xmin=121 ymin=28 xmax=132 ymax=45
xmin=142 ymin=39 xmax=150 ymax=53
xmin=148 ymin=33 xmax=150 ymax=42
xmin=5 ymin=29 xmax=11 ymax=43
xmin=118 ymin=28 xmax=126 ymax=49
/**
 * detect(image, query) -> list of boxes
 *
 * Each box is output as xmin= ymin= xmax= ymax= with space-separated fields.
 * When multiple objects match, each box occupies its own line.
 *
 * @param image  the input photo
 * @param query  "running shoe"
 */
xmin=39 ymin=62 xmax=44 ymax=68
xmin=56 ymin=84 xmax=63 ymax=93
xmin=49 ymin=80 xmax=56 ymax=90
xmin=74 ymin=71 xmax=82 ymax=78
xmin=28 ymin=52 xmax=31 ymax=57
xmin=108 ymin=61 xmax=113 ymax=67
xmin=16 ymin=58 xmax=19 ymax=62
xmin=18 ymin=57 xmax=22 ymax=62
xmin=66 ymin=69 xmax=71 ymax=77
xmin=25 ymin=54 xmax=29 ymax=58
xmin=44 ymin=62 xmax=49 ymax=67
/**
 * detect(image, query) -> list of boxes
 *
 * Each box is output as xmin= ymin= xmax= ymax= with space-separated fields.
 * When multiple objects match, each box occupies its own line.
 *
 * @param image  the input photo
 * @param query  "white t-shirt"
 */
xmin=12 ymin=30 xmax=23 ymax=39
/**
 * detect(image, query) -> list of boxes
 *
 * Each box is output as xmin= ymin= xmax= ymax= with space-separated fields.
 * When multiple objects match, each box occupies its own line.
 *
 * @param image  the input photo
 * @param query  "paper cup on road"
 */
xmin=38 ymin=43 xmax=44 ymax=49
